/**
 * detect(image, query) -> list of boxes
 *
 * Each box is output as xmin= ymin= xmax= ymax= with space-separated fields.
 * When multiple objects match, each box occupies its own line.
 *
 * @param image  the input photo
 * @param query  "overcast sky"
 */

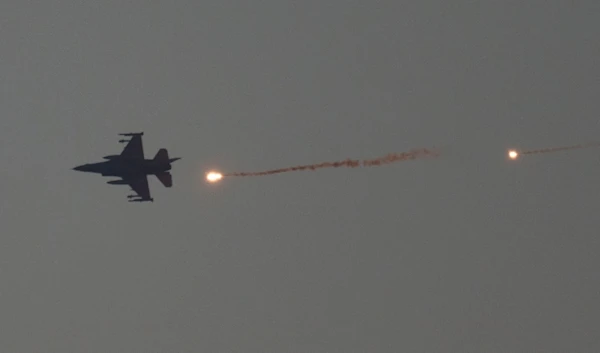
xmin=1 ymin=1 xmax=600 ymax=352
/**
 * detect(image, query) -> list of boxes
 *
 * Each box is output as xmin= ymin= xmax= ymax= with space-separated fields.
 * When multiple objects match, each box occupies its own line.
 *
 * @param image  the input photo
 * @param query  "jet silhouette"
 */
xmin=73 ymin=132 xmax=180 ymax=202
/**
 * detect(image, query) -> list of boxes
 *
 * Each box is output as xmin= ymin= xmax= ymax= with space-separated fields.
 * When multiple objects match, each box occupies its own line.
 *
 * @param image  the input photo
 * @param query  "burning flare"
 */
xmin=206 ymin=171 xmax=223 ymax=183
xmin=507 ymin=142 xmax=600 ymax=161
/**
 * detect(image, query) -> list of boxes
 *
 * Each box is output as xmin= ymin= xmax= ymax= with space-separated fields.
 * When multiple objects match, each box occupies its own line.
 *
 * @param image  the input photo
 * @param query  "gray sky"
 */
xmin=2 ymin=1 xmax=600 ymax=351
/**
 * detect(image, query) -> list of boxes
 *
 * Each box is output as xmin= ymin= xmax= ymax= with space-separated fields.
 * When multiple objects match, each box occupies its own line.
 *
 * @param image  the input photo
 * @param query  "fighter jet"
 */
xmin=72 ymin=132 xmax=180 ymax=202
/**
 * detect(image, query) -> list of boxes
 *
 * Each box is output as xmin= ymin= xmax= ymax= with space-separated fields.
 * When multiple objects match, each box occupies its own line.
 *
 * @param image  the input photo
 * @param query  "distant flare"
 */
xmin=206 ymin=171 xmax=223 ymax=183
xmin=507 ymin=142 xmax=600 ymax=160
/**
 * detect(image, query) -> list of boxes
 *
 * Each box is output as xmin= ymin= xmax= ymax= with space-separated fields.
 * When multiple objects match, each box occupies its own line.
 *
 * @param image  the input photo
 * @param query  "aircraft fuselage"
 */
xmin=73 ymin=157 xmax=179 ymax=178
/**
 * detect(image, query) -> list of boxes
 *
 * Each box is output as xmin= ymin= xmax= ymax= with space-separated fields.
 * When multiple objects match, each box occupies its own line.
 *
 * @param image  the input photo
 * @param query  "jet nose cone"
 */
xmin=73 ymin=164 xmax=87 ymax=171
xmin=169 ymin=157 xmax=181 ymax=163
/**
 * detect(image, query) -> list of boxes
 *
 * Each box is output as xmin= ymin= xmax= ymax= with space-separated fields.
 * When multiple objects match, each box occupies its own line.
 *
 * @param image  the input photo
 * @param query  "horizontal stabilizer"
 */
xmin=155 ymin=172 xmax=172 ymax=187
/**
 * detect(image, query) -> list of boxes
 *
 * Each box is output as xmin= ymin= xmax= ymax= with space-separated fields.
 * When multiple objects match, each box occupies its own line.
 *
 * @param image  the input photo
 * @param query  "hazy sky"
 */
xmin=2 ymin=1 xmax=600 ymax=351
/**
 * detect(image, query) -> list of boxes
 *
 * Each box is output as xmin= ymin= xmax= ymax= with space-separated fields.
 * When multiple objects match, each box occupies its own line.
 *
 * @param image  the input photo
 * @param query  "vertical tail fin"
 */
xmin=153 ymin=148 xmax=169 ymax=162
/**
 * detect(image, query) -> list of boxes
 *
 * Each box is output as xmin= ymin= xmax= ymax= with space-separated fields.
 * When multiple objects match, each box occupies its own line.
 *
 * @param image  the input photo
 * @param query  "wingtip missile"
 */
xmin=128 ymin=198 xmax=153 ymax=202
xmin=119 ymin=132 xmax=144 ymax=137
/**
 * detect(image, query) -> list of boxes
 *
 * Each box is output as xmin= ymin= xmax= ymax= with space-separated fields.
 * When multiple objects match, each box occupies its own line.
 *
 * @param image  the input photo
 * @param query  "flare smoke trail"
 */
xmin=224 ymin=148 xmax=439 ymax=177
xmin=521 ymin=142 xmax=600 ymax=155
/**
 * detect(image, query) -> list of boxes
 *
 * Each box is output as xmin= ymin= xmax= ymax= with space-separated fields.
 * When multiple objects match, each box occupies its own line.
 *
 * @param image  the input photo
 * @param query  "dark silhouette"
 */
xmin=73 ymin=132 xmax=180 ymax=202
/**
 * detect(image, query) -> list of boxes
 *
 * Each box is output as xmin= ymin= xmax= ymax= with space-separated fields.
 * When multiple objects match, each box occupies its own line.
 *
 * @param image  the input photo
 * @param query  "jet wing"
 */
xmin=127 ymin=175 xmax=152 ymax=200
xmin=120 ymin=134 xmax=144 ymax=160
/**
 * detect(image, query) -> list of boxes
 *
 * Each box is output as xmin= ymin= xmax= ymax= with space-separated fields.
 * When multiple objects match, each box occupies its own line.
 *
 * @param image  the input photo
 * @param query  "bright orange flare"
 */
xmin=206 ymin=171 xmax=223 ymax=183
xmin=508 ymin=150 xmax=519 ymax=160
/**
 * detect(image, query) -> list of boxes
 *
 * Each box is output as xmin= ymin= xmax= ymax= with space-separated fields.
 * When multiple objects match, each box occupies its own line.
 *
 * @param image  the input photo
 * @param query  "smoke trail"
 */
xmin=521 ymin=142 xmax=600 ymax=155
xmin=224 ymin=148 xmax=439 ymax=177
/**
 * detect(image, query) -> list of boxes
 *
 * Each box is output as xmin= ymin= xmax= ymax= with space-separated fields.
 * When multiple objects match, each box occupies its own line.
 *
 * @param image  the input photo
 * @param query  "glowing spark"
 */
xmin=206 ymin=171 xmax=223 ymax=183
xmin=508 ymin=150 xmax=519 ymax=160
